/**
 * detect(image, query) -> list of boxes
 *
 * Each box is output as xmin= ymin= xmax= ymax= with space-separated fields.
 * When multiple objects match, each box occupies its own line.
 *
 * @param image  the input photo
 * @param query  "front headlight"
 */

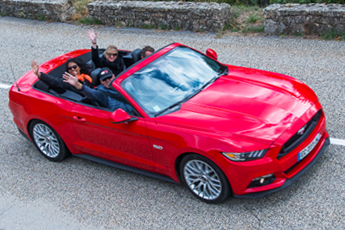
xmin=222 ymin=149 xmax=268 ymax=162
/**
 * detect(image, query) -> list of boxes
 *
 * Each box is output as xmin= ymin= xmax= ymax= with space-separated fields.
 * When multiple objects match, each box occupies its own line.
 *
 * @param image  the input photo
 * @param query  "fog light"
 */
xmin=248 ymin=174 xmax=275 ymax=188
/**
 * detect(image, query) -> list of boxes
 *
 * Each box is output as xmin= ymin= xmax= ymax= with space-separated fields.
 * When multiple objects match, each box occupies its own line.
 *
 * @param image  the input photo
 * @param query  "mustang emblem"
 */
xmin=297 ymin=125 xmax=307 ymax=135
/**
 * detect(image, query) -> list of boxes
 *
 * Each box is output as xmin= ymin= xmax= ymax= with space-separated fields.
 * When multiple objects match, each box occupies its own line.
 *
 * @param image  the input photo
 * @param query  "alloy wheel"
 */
xmin=184 ymin=159 xmax=222 ymax=200
xmin=33 ymin=123 xmax=60 ymax=158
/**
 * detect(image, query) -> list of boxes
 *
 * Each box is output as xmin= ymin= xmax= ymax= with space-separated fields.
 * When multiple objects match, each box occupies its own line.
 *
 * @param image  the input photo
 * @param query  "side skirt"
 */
xmin=18 ymin=129 xmax=32 ymax=142
xmin=74 ymin=154 xmax=178 ymax=184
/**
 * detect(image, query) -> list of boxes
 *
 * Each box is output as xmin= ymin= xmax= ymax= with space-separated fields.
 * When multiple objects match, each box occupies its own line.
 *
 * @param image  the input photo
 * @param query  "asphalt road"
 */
xmin=0 ymin=16 xmax=344 ymax=229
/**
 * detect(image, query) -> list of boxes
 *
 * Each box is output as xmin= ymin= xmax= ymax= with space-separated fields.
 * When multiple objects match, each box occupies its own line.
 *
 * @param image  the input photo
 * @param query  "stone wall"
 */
xmin=264 ymin=3 xmax=345 ymax=36
xmin=0 ymin=0 xmax=75 ymax=22
xmin=87 ymin=1 xmax=231 ymax=32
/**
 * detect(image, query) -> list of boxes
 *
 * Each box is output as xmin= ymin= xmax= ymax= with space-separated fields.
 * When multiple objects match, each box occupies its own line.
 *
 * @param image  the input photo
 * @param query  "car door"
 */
xmin=69 ymin=103 xmax=155 ymax=172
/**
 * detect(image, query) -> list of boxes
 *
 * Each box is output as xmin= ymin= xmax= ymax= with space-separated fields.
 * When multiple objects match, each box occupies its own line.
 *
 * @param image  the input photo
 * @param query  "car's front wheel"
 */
xmin=29 ymin=120 xmax=70 ymax=162
xmin=180 ymin=154 xmax=231 ymax=203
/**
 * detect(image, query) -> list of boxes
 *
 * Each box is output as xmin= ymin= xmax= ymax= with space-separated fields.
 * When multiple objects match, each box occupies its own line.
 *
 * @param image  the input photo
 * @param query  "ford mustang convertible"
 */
xmin=8 ymin=43 xmax=330 ymax=203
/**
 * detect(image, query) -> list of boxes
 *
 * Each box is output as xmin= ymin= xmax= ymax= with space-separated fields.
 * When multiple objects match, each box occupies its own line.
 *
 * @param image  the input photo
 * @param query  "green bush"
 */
xmin=246 ymin=13 xmax=261 ymax=23
xmin=341 ymin=32 xmax=345 ymax=40
xmin=242 ymin=25 xmax=265 ymax=32
xmin=321 ymin=29 xmax=345 ymax=40
xmin=79 ymin=17 xmax=101 ymax=25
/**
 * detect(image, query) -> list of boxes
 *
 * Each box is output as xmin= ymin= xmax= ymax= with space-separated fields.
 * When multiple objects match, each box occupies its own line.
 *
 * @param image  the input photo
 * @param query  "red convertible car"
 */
xmin=9 ymin=43 xmax=330 ymax=203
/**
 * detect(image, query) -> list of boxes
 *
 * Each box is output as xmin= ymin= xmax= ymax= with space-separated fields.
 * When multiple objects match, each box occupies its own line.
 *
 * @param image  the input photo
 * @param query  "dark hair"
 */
xmin=140 ymin=46 xmax=155 ymax=58
xmin=66 ymin=58 xmax=90 ymax=75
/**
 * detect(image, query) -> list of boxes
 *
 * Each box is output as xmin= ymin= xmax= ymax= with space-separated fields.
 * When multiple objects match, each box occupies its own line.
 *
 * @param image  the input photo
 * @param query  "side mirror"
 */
xmin=110 ymin=108 xmax=138 ymax=124
xmin=206 ymin=48 xmax=218 ymax=60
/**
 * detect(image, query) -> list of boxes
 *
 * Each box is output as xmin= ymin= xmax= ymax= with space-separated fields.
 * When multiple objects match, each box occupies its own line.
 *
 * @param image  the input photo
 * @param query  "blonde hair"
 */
xmin=104 ymin=45 xmax=118 ymax=56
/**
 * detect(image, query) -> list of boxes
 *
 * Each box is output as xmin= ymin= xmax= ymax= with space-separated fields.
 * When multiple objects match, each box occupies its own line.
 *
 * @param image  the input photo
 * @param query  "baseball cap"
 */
xmin=98 ymin=67 xmax=113 ymax=81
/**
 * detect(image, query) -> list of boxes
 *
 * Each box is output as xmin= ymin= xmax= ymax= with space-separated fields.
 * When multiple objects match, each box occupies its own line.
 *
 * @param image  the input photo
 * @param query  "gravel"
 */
xmin=0 ymin=16 xmax=344 ymax=229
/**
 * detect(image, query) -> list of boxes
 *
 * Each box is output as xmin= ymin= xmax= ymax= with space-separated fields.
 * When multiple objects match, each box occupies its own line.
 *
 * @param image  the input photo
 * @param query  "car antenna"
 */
xmin=9 ymin=63 xmax=20 ymax=91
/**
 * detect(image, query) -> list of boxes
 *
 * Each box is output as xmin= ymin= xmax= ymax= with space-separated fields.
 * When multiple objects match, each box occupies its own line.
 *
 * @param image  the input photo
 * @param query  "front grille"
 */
xmin=277 ymin=110 xmax=322 ymax=160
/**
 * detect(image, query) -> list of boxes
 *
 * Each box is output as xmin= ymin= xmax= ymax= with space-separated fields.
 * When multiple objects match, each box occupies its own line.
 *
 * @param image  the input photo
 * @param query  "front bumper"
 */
xmin=233 ymin=137 xmax=330 ymax=198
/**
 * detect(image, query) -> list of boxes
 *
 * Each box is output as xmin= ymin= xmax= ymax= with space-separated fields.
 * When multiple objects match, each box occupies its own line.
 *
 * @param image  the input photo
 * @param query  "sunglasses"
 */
xmin=68 ymin=65 xmax=78 ymax=70
xmin=101 ymin=77 xmax=112 ymax=81
xmin=106 ymin=52 xmax=118 ymax=57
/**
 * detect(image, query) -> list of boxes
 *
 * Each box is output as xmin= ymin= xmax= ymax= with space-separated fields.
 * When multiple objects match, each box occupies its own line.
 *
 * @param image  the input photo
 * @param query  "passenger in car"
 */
xmin=66 ymin=59 xmax=93 ymax=87
xmin=140 ymin=46 xmax=155 ymax=59
xmin=63 ymin=67 xmax=134 ymax=113
xmin=87 ymin=29 xmax=125 ymax=76
xmin=31 ymin=58 xmax=93 ymax=94
xmin=128 ymin=46 xmax=155 ymax=66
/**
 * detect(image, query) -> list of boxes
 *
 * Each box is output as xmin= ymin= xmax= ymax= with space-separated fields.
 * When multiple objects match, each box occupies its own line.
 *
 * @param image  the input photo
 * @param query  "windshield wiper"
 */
xmin=155 ymin=100 xmax=183 ymax=117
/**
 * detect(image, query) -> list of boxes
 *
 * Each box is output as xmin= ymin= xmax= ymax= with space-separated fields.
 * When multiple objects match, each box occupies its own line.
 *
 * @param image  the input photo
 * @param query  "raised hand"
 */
xmin=31 ymin=60 xmax=41 ymax=78
xmin=62 ymin=72 xmax=83 ymax=90
xmin=87 ymin=29 xmax=97 ymax=45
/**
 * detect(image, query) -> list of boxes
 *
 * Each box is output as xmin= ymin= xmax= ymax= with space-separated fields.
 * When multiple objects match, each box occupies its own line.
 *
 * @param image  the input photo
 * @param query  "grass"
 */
xmin=340 ymin=32 xmax=345 ymax=40
xmin=141 ymin=24 xmax=155 ymax=29
xmin=242 ymin=25 xmax=265 ymax=33
xmin=38 ymin=15 xmax=47 ymax=21
xmin=160 ymin=24 xmax=168 ymax=30
xmin=72 ymin=0 xmax=93 ymax=15
xmin=246 ymin=13 xmax=262 ymax=23
xmin=322 ymin=31 xmax=345 ymax=41
xmin=292 ymin=32 xmax=304 ymax=37
xmin=320 ymin=29 xmax=345 ymax=41
xmin=219 ymin=6 xmax=265 ymax=35
xmin=79 ymin=17 xmax=101 ymax=25
xmin=321 ymin=29 xmax=338 ymax=40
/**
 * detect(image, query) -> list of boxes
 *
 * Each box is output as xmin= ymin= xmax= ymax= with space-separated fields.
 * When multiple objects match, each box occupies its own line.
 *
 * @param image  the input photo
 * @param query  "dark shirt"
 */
xmin=80 ymin=84 xmax=134 ymax=113
xmin=39 ymin=72 xmax=92 ymax=94
xmin=91 ymin=46 xmax=125 ymax=76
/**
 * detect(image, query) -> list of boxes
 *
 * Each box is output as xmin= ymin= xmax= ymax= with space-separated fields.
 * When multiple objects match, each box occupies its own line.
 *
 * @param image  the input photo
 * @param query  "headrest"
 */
xmin=131 ymin=49 xmax=142 ymax=63
xmin=90 ymin=68 xmax=101 ymax=86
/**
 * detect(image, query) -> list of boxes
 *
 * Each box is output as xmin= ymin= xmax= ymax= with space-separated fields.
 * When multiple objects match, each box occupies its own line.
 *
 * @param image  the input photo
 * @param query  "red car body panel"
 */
xmin=9 ymin=43 xmax=329 ymax=197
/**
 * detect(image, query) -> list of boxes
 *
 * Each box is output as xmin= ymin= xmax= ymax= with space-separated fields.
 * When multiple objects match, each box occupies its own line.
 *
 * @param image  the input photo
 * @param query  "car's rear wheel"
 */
xmin=29 ymin=120 xmax=70 ymax=162
xmin=180 ymin=154 xmax=231 ymax=203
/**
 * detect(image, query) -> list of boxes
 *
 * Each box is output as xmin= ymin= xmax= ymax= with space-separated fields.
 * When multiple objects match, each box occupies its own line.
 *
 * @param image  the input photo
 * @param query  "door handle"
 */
xmin=73 ymin=116 xmax=86 ymax=122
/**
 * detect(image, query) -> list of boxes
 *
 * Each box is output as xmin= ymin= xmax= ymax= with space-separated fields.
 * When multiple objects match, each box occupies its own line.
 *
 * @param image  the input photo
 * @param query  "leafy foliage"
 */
xmin=79 ymin=17 xmax=101 ymax=25
xmin=246 ymin=13 xmax=262 ymax=23
xmin=242 ymin=24 xmax=265 ymax=32
xmin=321 ymin=29 xmax=345 ymax=40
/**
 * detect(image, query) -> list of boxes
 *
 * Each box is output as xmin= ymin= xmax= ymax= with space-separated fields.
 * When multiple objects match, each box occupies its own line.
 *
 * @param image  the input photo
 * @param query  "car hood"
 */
xmin=155 ymin=66 xmax=318 ymax=150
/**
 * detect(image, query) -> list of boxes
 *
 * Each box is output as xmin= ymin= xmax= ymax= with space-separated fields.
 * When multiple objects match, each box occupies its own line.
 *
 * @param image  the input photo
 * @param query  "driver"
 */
xmin=63 ymin=67 xmax=134 ymax=113
xmin=140 ymin=46 xmax=155 ymax=59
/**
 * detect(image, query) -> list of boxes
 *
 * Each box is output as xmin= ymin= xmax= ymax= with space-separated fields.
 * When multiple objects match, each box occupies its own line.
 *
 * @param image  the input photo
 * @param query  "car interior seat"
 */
xmin=131 ymin=49 xmax=142 ymax=63
xmin=90 ymin=68 xmax=101 ymax=86
xmin=85 ymin=59 xmax=96 ymax=73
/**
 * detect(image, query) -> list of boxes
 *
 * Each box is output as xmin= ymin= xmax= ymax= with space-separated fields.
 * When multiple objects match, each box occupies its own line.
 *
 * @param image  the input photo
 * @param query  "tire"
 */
xmin=180 ymin=154 xmax=231 ymax=203
xmin=29 ymin=120 xmax=70 ymax=162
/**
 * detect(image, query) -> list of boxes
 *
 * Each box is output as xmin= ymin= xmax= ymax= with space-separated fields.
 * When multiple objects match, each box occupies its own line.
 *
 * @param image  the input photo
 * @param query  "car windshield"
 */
xmin=122 ymin=46 xmax=227 ymax=117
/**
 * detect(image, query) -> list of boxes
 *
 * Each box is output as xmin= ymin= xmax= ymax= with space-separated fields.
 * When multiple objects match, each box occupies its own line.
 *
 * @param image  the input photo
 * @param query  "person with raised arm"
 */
xmin=87 ymin=29 xmax=125 ymax=76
